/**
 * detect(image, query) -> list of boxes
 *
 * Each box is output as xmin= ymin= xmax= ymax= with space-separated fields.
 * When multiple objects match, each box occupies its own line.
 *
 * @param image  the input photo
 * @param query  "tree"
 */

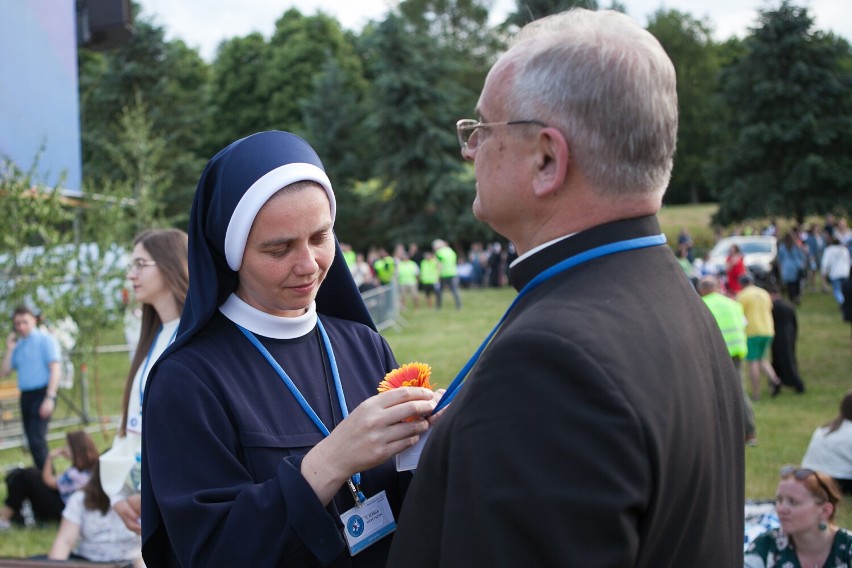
xmin=263 ymin=10 xmax=367 ymax=135
xmin=396 ymin=0 xmax=497 ymax=119
xmin=206 ymin=33 xmax=273 ymax=154
xmin=506 ymin=0 xmax=599 ymax=27
xmin=713 ymin=1 xmax=852 ymax=224
xmin=79 ymin=10 xmax=210 ymax=226
xmin=647 ymin=10 xmax=723 ymax=204
xmin=101 ymin=93 xmax=173 ymax=230
xmin=0 ymin=159 xmax=75 ymax=320
xmin=359 ymin=14 xmax=477 ymax=247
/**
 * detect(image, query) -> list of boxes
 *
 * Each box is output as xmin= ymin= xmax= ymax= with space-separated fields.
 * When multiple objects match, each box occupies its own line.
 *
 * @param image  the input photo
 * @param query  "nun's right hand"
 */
xmin=300 ymin=387 xmax=434 ymax=505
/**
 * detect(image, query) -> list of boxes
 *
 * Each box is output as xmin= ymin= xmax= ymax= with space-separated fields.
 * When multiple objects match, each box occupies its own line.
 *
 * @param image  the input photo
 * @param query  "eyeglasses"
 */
xmin=127 ymin=258 xmax=157 ymax=272
xmin=780 ymin=465 xmax=834 ymax=501
xmin=456 ymin=118 xmax=546 ymax=151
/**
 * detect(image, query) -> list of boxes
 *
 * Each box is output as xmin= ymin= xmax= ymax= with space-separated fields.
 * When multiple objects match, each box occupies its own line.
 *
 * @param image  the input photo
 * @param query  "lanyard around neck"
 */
xmin=139 ymin=325 xmax=178 ymax=406
xmin=433 ymin=233 xmax=667 ymax=414
xmin=236 ymin=317 xmax=366 ymax=505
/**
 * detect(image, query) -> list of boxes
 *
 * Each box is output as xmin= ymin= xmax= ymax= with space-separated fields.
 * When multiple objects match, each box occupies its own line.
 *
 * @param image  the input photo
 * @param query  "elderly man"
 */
xmin=388 ymin=9 xmax=744 ymax=567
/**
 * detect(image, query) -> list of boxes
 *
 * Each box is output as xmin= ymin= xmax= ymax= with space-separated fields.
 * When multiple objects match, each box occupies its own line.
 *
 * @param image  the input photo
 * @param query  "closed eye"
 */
xmin=311 ymin=230 xmax=332 ymax=246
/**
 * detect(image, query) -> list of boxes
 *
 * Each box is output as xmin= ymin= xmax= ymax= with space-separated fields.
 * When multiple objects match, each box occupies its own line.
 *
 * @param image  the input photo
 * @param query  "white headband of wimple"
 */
xmin=224 ymin=162 xmax=335 ymax=271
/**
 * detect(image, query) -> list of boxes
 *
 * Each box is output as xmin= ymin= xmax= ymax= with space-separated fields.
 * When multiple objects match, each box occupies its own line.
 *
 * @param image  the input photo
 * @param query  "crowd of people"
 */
xmin=688 ymin=216 xmax=851 ymax=309
xmin=0 ymin=6 xmax=851 ymax=567
xmin=341 ymin=238 xmax=520 ymax=314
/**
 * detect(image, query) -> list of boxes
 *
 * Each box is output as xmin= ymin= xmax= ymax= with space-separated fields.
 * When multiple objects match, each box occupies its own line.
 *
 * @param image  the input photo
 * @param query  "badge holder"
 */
xmin=339 ymin=481 xmax=396 ymax=556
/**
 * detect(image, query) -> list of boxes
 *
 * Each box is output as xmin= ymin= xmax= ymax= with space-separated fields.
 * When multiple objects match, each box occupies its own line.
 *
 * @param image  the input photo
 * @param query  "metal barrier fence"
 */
xmin=361 ymin=282 xmax=401 ymax=331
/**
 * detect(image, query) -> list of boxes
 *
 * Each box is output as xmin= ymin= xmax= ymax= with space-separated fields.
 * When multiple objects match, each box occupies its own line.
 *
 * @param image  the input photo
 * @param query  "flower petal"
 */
xmin=378 ymin=362 xmax=433 ymax=392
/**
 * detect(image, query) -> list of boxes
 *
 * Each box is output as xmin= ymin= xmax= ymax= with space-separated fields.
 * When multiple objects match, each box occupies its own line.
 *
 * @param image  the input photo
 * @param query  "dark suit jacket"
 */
xmin=388 ymin=215 xmax=745 ymax=567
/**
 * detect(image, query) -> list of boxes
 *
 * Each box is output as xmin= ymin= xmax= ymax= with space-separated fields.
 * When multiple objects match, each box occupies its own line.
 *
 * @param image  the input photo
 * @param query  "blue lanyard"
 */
xmin=236 ymin=317 xmax=366 ymax=505
xmin=433 ymin=234 xmax=667 ymax=414
xmin=138 ymin=326 xmax=178 ymax=407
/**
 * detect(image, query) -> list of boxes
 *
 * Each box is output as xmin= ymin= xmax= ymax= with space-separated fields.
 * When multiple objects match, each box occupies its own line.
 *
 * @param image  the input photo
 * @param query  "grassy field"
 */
xmin=0 ymin=204 xmax=849 ymax=555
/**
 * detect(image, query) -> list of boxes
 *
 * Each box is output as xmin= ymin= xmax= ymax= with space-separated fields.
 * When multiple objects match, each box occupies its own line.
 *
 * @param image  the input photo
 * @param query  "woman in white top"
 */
xmin=100 ymin=229 xmax=188 ymax=534
xmin=803 ymin=389 xmax=852 ymax=494
xmin=49 ymin=463 xmax=142 ymax=566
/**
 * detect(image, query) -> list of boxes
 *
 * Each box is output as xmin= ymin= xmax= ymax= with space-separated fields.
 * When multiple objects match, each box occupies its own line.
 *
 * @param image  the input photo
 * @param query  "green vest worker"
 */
xmin=374 ymin=255 xmax=395 ymax=285
xmin=432 ymin=239 xmax=461 ymax=310
xmin=419 ymin=253 xmax=439 ymax=308
xmin=701 ymin=292 xmax=747 ymax=359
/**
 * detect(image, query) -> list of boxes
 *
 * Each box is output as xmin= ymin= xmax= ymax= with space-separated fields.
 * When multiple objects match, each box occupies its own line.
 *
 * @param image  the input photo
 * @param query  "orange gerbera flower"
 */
xmin=378 ymin=362 xmax=433 ymax=392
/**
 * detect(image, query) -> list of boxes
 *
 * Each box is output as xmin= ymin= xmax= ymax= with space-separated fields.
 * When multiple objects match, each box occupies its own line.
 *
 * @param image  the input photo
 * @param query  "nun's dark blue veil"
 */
xmin=166 ymin=130 xmax=375 ymax=357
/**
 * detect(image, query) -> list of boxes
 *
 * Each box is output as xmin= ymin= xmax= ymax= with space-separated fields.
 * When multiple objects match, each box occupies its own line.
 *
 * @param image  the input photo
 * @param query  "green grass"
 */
xmin=1 ymin=204 xmax=849 ymax=553
xmin=659 ymin=202 xmax=720 ymax=251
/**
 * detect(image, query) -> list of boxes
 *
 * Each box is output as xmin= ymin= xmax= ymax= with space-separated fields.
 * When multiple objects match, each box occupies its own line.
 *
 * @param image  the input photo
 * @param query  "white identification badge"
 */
xmin=126 ymin=413 xmax=142 ymax=434
xmin=395 ymin=429 xmax=431 ymax=471
xmin=340 ymin=490 xmax=396 ymax=556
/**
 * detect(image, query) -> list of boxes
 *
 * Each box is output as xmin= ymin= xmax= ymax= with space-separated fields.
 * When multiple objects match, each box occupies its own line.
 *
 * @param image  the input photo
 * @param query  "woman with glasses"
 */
xmin=744 ymin=465 xmax=852 ymax=567
xmin=99 ymin=229 xmax=188 ymax=536
xmin=140 ymin=131 xmax=437 ymax=567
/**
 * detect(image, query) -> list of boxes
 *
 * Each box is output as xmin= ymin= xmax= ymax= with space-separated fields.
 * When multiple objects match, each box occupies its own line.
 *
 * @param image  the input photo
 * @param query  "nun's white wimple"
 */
xmin=224 ymin=163 xmax=336 ymax=271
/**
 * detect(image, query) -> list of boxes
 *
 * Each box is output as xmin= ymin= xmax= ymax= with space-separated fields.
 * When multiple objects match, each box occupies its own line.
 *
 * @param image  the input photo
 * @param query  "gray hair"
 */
xmin=504 ymin=9 xmax=678 ymax=199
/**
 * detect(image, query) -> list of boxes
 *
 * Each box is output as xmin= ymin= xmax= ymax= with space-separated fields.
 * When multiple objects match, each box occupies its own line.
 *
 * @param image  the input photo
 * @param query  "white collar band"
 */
xmin=219 ymin=294 xmax=317 ymax=339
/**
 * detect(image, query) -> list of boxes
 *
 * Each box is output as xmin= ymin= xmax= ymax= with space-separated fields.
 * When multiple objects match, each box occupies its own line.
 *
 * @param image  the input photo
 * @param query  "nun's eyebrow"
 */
xmin=256 ymin=223 xmax=332 ymax=249
xmin=256 ymin=236 xmax=294 ymax=248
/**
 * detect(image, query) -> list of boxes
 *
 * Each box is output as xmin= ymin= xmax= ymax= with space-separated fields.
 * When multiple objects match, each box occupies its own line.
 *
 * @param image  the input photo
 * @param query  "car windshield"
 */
xmin=738 ymin=242 xmax=772 ymax=254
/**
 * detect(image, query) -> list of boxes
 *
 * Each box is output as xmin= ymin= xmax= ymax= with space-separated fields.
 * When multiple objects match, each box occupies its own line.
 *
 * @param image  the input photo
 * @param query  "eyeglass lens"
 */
xmin=128 ymin=259 xmax=154 ymax=271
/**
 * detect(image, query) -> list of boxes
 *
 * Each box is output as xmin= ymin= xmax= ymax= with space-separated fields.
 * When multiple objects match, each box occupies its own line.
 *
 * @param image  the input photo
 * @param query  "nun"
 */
xmin=140 ymin=131 xmax=436 ymax=567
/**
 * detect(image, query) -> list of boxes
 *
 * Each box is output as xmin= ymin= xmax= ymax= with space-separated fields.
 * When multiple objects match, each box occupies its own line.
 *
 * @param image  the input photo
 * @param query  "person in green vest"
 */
xmin=698 ymin=275 xmax=756 ymax=445
xmin=396 ymin=254 xmax=420 ymax=310
xmin=341 ymin=242 xmax=356 ymax=270
xmin=373 ymin=249 xmax=395 ymax=285
xmin=432 ymin=239 xmax=461 ymax=310
xmin=419 ymin=251 xmax=439 ymax=309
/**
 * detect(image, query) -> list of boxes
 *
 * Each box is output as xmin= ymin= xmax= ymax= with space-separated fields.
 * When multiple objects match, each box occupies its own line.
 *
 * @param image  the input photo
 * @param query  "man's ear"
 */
xmin=531 ymin=127 xmax=569 ymax=197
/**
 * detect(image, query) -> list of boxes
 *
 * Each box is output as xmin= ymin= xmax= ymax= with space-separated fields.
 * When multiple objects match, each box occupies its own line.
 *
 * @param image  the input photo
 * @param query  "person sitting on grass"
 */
xmin=745 ymin=465 xmax=852 ymax=567
xmin=0 ymin=430 xmax=98 ymax=530
xmin=47 ymin=462 xmax=142 ymax=566
xmin=802 ymin=389 xmax=852 ymax=495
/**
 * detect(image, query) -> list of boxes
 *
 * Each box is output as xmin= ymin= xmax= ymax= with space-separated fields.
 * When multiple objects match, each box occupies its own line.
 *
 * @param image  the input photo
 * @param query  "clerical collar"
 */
xmin=219 ymin=294 xmax=317 ymax=339
xmin=510 ymin=233 xmax=577 ymax=269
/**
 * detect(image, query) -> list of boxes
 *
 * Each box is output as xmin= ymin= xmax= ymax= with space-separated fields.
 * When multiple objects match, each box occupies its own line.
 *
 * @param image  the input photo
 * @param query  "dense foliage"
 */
xmin=72 ymin=0 xmax=852 ymax=249
xmin=712 ymin=1 xmax=852 ymax=225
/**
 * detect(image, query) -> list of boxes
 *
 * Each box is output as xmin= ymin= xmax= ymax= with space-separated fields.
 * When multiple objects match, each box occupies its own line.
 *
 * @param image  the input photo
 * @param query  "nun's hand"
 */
xmin=301 ymin=387 xmax=435 ymax=505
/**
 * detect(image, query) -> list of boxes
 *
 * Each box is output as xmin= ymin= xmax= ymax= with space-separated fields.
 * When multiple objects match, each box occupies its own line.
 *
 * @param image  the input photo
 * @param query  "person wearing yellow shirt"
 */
xmin=736 ymin=274 xmax=782 ymax=401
